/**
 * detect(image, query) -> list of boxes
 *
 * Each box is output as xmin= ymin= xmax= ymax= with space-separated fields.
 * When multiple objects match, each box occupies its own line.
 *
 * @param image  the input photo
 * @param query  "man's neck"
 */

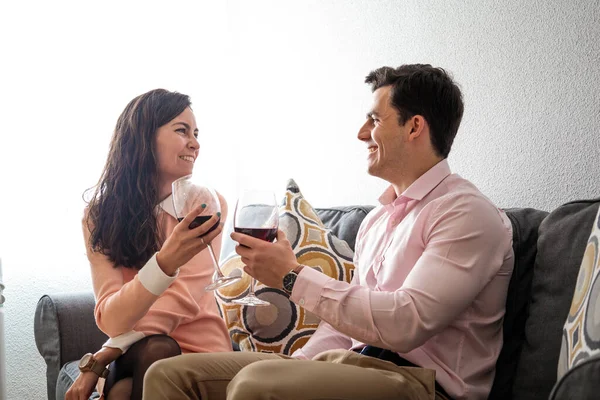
xmin=390 ymin=157 xmax=444 ymax=197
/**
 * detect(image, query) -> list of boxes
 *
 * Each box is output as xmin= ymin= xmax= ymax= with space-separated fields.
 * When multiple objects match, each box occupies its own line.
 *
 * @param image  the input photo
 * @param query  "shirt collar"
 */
xmin=378 ymin=159 xmax=452 ymax=206
xmin=157 ymin=194 xmax=178 ymax=219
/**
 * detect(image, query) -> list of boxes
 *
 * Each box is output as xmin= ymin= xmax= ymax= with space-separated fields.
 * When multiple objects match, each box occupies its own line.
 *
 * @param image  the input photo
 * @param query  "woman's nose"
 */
xmin=189 ymin=136 xmax=200 ymax=150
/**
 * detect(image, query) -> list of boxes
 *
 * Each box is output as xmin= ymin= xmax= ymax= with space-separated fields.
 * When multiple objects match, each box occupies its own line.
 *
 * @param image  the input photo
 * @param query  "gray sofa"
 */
xmin=35 ymin=200 xmax=600 ymax=400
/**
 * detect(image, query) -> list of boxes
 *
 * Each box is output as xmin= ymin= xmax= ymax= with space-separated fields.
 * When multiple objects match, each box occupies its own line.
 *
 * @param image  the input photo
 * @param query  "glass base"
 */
xmin=205 ymin=275 xmax=241 ymax=291
xmin=232 ymin=294 xmax=270 ymax=307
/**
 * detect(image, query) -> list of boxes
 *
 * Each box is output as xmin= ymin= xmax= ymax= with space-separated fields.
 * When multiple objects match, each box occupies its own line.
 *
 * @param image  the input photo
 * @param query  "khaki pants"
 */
xmin=143 ymin=349 xmax=445 ymax=400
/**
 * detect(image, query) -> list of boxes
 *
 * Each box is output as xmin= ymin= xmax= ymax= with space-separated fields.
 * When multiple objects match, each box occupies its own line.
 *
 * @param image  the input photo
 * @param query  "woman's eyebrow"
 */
xmin=172 ymin=122 xmax=190 ymax=129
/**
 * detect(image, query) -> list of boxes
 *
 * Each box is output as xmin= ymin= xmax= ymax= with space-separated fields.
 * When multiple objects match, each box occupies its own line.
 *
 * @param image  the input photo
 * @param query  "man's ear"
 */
xmin=407 ymin=115 xmax=426 ymax=142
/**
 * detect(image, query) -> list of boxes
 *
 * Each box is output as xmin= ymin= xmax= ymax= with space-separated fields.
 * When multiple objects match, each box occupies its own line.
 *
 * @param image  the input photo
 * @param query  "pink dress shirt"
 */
xmin=291 ymin=160 xmax=514 ymax=400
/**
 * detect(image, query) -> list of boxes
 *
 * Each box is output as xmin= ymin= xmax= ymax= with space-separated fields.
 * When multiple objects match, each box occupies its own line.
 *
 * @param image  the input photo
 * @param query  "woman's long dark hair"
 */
xmin=85 ymin=89 xmax=191 ymax=269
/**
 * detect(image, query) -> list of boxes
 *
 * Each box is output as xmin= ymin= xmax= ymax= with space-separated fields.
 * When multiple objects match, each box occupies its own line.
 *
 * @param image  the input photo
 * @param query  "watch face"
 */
xmin=283 ymin=272 xmax=297 ymax=292
xmin=79 ymin=353 xmax=92 ymax=368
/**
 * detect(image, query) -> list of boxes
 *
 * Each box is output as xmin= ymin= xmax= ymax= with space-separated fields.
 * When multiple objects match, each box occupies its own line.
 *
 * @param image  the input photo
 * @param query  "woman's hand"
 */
xmin=65 ymin=346 xmax=121 ymax=400
xmin=65 ymin=371 xmax=99 ymax=400
xmin=156 ymin=205 xmax=223 ymax=275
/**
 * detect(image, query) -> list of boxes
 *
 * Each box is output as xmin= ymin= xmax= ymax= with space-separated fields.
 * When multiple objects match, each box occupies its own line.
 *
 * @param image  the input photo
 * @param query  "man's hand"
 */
xmin=231 ymin=229 xmax=297 ymax=288
xmin=65 ymin=371 xmax=99 ymax=400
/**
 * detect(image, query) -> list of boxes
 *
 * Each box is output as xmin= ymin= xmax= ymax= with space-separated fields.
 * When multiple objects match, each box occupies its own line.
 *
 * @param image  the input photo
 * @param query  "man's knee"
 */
xmin=144 ymin=357 xmax=180 ymax=389
xmin=228 ymin=361 xmax=285 ymax=399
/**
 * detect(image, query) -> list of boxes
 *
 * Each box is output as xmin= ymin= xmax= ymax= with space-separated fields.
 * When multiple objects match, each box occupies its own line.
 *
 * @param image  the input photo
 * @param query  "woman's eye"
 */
xmin=176 ymin=128 xmax=186 ymax=135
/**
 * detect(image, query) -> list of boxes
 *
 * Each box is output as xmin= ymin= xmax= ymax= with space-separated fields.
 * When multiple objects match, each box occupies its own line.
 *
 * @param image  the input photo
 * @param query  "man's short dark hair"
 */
xmin=365 ymin=64 xmax=464 ymax=158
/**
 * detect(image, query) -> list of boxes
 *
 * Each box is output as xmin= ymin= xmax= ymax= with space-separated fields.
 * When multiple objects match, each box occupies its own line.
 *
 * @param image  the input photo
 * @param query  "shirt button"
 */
xmin=299 ymin=298 xmax=305 ymax=306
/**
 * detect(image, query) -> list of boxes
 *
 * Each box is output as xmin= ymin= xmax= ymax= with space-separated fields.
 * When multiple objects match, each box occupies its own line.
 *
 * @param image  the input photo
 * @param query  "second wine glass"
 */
xmin=232 ymin=190 xmax=279 ymax=307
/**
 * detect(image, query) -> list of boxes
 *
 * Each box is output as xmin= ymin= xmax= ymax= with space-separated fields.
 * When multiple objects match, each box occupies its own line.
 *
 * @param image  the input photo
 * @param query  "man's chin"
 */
xmin=366 ymin=165 xmax=379 ymax=177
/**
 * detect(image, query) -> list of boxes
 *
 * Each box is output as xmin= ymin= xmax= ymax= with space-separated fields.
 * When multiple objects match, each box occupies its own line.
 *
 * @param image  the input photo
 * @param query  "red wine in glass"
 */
xmin=232 ymin=190 xmax=279 ymax=307
xmin=177 ymin=216 xmax=221 ymax=236
xmin=233 ymin=227 xmax=277 ymax=242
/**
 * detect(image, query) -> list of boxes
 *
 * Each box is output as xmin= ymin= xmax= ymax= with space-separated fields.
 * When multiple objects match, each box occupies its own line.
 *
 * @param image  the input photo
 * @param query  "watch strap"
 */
xmin=90 ymin=360 xmax=110 ymax=379
xmin=293 ymin=264 xmax=304 ymax=274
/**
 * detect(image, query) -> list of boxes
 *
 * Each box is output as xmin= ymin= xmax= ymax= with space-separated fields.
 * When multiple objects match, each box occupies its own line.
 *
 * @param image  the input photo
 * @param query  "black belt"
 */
xmin=355 ymin=345 xmax=452 ymax=399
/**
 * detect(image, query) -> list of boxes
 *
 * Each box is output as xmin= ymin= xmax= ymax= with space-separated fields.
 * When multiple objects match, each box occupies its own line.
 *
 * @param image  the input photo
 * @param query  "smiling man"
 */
xmin=143 ymin=65 xmax=514 ymax=400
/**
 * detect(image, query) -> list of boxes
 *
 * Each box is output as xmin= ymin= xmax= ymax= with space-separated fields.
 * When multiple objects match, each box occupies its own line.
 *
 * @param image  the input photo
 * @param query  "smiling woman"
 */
xmin=67 ymin=89 xmax=232 ymax=400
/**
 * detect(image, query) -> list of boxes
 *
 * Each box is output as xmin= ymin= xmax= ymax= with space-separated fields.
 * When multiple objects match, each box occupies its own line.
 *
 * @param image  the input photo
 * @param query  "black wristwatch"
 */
xmin=282 ymin=265 xmax=304 ymax=295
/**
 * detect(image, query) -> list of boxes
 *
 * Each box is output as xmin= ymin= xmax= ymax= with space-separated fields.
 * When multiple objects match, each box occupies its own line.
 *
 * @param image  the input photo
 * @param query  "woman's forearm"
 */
xmin=94 ymin=346 xmax=123 ymax=367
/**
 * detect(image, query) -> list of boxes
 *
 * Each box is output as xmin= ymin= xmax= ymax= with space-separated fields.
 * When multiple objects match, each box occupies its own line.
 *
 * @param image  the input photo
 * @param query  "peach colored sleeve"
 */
xmin=82 ymin=217 xmax=161 ymax=337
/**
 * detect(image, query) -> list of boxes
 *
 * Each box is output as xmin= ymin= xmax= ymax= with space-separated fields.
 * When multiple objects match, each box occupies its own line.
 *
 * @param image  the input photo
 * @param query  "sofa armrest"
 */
xmin=34 ymin=292 xmax=108 ymax=400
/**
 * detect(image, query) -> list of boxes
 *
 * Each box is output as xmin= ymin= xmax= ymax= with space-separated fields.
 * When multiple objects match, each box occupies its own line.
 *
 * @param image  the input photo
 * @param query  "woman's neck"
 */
xmin=158 ymin=179 xmax=173 ymax=201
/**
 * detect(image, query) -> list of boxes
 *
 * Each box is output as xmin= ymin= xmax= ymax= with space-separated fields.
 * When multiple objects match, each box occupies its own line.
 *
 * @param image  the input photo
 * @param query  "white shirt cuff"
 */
xmin=103 ymin=331 xmax=146 ymax=353
xmin=138 ymin=252 xmax=179 ymax=296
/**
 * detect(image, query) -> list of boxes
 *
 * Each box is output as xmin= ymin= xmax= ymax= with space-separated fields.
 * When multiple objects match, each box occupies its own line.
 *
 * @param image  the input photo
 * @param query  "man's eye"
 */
xmin=194 ymin=133 xmax=199 ymax=139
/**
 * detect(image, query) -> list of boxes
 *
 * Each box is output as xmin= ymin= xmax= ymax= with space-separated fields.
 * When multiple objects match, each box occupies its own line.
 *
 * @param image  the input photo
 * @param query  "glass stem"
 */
xmin=206 ymin=243 xmax=224 ymax=278
xmin=249 ymin=278 xmax=256 ymax=296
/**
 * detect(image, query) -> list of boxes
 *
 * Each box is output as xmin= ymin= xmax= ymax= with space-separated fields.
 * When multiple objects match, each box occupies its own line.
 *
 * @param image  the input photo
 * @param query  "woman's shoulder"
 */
xmin=81 ymin=205 xmax=93 ymax=231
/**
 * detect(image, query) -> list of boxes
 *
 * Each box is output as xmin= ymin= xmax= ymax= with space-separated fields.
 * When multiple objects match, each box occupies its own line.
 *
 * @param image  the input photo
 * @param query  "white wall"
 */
xmin=0 ymin=0 xmax=598 ymax=398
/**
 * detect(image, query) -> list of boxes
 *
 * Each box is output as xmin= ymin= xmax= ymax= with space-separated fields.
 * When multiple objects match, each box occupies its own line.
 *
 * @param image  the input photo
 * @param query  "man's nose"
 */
xmin=357 ymin=120 xmax=371 ymax=141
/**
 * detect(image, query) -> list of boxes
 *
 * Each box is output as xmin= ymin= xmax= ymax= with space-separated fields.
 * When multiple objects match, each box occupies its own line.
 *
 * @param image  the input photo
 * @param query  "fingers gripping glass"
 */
xmin=172 ymin=175 xmax=241 ymax=291
xmin=232 ymin=190 xmax=279 ymax=307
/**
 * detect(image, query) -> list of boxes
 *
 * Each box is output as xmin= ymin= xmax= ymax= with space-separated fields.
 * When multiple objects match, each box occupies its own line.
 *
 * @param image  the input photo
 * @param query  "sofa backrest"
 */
xmin=512 ymin=199 xmax=600 ymax=400
xmin=489 ymin=208 xmax=549 ymax=399
xmin=316 ymin=206 xmax=375 ymax=252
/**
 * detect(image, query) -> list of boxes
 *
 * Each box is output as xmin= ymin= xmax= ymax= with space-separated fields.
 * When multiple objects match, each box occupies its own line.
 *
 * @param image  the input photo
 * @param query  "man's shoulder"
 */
xmin=427 ymin=175 xmax=509 ymax=228
xmin=431 ymin=174 xmax=498 ymax=209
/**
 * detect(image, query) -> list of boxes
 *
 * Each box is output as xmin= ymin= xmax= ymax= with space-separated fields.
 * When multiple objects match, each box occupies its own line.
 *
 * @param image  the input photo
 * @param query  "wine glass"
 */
xmin=232 ymin=190 xmax=279 ymax=307
xmin=172 ymin=174 xmax=241 ymax=291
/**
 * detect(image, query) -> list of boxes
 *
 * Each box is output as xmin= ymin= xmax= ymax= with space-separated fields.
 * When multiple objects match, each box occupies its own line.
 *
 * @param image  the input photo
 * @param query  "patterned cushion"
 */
xmin=557 ymin=206 xmax=600 ymax=378
xmin=216 ymin=179 xmax=356 ymax=354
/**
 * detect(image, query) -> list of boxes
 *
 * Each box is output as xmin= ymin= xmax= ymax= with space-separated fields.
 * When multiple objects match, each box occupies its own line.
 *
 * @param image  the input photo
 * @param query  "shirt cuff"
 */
xmin=137 ymin=252 xmax=179 ymax=296
xmin=290 ymin=266 xmax=332 ymax=312
xmin=103 ymin=331 xmax=145 ymax=353
xmin=290 ymin=348 xmax=309 ymax=359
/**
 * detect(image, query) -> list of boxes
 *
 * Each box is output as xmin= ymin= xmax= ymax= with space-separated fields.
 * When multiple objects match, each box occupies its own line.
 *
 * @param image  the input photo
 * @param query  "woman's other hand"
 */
xmin=65 ymin=371 xmax=99 ymax=400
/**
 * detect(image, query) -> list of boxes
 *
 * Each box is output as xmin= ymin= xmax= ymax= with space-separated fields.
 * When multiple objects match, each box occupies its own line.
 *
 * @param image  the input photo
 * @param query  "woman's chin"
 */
xmin=177 ymin=166 xmax=194 ymax=178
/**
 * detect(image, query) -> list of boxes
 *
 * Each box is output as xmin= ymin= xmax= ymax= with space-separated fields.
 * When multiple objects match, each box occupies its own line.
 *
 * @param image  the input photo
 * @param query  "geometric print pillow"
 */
xmin=557 ymin=206 xmax=600 ymax=379
xmin=215 ymin=179 xmax=356 ymax=355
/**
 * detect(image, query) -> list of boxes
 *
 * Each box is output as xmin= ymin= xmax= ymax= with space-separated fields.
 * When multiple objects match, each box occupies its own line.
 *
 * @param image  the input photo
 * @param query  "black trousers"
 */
xmin=355 ymin=345 xmax=453 ymax=399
